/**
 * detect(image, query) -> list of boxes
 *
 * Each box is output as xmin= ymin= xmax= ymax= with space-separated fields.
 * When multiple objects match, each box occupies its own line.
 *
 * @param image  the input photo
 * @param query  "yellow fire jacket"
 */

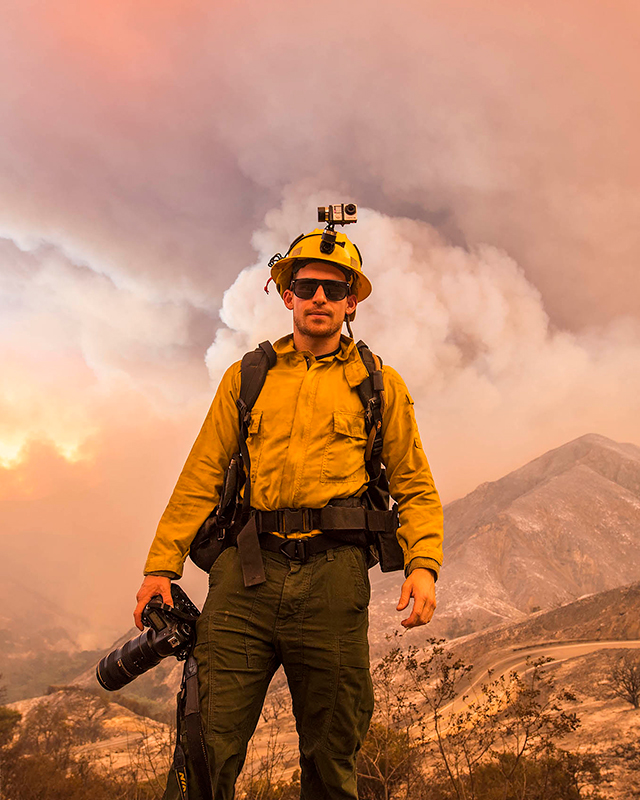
xmin=144 ymin=335 xmax=443 ymax=578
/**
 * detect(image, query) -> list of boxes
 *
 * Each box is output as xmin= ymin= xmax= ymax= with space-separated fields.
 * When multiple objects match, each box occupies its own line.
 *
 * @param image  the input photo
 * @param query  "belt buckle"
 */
xmin=281 ymin=508 xmax=313 ymax=534
xmin=279 ymin=538 xmax=309 ymax=563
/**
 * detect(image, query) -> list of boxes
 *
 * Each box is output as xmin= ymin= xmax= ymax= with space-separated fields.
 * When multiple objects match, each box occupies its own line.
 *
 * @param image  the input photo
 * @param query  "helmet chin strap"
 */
xmin=345 ymin=315 xmax=354 ymax=338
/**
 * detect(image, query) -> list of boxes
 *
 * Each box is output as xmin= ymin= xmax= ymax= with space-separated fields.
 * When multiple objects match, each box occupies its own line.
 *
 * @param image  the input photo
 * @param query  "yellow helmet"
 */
xmin=269 ymin=228 xmax=372 ymax=303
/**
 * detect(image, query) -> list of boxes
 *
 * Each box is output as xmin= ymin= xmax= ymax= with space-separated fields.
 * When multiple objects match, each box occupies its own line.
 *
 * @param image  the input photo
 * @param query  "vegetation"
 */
xmin=0 ymin=683 xmax=171 ymax=800
xmin=235 ymin=640 xmax=605 ymax=800
xmin=608 ymin=653 xmax=640 ymax=709
xmin=0 ymin=642 xmax=105 ymax=704
xmin=0 ymin=648 xmax=610 ymax=799
xmin=353 ymin=640 xmax=604 ymax=800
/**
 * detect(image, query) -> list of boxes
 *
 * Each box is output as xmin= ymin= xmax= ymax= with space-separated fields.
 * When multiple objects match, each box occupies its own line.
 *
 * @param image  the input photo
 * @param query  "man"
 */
xmin=134 ymin=223 xmax=443 ymax=799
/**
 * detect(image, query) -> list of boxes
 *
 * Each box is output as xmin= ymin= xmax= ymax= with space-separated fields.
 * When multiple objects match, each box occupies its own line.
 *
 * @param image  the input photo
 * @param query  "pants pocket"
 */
xmin=346 ymin=546 xmax=371 ymax=609
xmin=324 ymin=636 xmax=374 ymax=756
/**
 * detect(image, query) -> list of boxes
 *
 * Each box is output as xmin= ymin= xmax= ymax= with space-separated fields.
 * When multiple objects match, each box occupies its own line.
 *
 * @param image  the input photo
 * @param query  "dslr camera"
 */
xmin=317 ymin=203 xmax=357 ymax=225
xmin=96 ymin=584 xmax=200 ymax=692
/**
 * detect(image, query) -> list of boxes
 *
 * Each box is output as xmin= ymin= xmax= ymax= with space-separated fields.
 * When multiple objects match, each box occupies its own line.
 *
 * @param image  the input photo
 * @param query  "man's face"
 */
xmin=283 ymin=262 xmax=358 ymax=340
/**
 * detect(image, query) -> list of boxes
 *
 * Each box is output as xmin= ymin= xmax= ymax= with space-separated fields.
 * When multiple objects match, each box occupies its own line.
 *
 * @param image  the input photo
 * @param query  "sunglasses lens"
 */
xmin=293 ymin=279 xmax=349 ymax=301
xmin=293 ymin=279 xmax=318 ymax=299
xmin=325 ymin=283 xmax=349 ymax=301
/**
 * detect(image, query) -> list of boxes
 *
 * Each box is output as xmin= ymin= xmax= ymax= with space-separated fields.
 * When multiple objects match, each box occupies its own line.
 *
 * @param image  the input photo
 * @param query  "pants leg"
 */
xmin=164 ymin=547 xmax=286 ymax=800
xmin=164 ymin=544 xmax=374 ymax=800
xmin=277 ymin=546 xmax=375 ymax=800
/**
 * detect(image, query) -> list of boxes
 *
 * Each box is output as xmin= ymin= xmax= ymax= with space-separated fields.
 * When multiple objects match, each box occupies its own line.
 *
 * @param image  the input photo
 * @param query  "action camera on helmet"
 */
xmin=317 ymin=203 xmax=357 ymax=225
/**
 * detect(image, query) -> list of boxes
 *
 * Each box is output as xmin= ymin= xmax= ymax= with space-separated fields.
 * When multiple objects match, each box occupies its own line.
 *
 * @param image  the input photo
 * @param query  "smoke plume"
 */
xmin=1 ymin=0 xmax=639 ymax=639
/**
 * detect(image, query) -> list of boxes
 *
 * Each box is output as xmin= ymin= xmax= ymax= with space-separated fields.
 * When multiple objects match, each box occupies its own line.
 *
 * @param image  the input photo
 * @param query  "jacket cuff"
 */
xmin=405 ymin=557 xmax=440 ymax=581
xmin=144 ymin=570 xmax=180 ymax=579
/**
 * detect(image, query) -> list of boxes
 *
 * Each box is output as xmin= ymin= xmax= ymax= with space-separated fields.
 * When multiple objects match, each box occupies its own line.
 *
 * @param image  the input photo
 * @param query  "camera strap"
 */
xmin=173 ymin=654 xmax=213 ymax=800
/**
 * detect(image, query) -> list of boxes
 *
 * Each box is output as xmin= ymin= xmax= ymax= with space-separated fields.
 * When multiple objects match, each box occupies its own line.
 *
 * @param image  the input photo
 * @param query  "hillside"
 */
xmin=370 ymin=433 xmax=640 ymax=646
xmin=17 ymin=578 xmax=640 ymax=798
xmin=0 ymin=578 xmax=103 ymax=702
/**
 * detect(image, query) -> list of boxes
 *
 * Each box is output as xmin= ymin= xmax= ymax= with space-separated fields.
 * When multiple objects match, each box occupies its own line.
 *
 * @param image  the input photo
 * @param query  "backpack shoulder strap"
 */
xmin=355 ymin=340 xmax=385 ymax=462
xmin=236 ymin=341 xmax=277 ymax=513
xmin=238 ymin=340 xmax=277 ymax=418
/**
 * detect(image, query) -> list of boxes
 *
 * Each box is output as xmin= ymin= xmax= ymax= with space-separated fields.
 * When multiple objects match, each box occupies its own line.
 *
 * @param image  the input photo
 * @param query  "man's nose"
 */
xmin=312 ymin=285 xmax=327 ymax=302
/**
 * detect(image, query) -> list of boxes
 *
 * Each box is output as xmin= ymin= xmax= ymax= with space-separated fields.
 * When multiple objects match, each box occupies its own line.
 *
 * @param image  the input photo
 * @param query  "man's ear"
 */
xmin=283 ymin=288 xmax=294 ymax=310
xmin=346 ymin=294 xmax=358 ymax=316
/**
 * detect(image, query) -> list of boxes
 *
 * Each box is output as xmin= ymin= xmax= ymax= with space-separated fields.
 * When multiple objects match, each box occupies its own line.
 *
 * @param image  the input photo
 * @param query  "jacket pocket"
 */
xmin=246 ymin=409 xmax=263 ymax=482
xmin=321 ymin=411 xmax=368 ymax=483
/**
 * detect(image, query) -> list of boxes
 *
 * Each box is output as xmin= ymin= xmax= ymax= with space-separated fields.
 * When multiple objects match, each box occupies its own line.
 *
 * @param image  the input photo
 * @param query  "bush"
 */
xmin=608 ymin=653 xmax=640 ymax=709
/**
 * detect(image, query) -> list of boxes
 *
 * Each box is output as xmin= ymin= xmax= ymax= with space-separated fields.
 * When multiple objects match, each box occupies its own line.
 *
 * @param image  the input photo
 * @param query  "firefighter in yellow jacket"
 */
xmin=134 ymin=222 xmax=443 ymax=800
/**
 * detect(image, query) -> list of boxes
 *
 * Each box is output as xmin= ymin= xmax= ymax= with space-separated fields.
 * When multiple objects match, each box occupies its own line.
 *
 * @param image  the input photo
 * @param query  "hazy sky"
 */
xmin=1 ymin=0 xmax=639 ymax=643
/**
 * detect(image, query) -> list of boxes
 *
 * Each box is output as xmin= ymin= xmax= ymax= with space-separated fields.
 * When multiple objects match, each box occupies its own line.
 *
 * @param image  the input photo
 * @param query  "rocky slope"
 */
xmin=370 ymin=433 xmax=640 ymax=648
xmin=4 ymin=686 xmax=172 ymax=793
xmin=440 ymin=578 xmax=640 ymax=677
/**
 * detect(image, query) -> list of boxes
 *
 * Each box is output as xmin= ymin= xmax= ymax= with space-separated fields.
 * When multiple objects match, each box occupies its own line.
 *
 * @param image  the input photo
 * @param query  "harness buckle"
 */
xmin=279 ymin=508 xmax=313 ymax=534
xmin=279 ymin=538 xmax=309 ymax=562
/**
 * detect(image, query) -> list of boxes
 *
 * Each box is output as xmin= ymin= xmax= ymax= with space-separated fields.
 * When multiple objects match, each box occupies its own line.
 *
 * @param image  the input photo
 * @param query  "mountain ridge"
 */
xmin=370 ymin=432 xmax=640 ymax=644
xmin=444 ymin=433 xmax=640 ymax=549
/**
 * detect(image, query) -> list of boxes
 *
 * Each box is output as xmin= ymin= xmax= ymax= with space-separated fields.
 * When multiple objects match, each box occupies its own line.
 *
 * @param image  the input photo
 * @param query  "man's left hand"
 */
xmin=396 ymin=568 xmax=436 ymax=628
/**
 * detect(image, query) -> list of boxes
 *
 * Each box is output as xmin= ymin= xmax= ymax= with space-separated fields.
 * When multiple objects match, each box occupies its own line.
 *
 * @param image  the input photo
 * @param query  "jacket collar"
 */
xmin=272 ymin=334 xmax=369 ymax=387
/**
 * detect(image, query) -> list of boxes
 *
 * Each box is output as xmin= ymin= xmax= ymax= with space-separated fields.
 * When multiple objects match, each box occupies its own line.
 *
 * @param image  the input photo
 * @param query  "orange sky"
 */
xmin=1 ymin=0 xmax=639 ymax=642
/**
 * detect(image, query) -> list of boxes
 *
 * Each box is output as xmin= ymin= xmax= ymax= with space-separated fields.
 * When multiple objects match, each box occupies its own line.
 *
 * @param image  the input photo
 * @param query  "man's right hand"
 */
xmin=134 ymin=575 xmax=173 ymax=630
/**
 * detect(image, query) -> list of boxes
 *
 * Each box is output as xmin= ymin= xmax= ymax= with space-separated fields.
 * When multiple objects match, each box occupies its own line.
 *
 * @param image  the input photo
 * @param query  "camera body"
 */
xmin=96 ymin=584 xmax=200 ymax=692
xmin=317 ymin=203 xmax=357 ymax=225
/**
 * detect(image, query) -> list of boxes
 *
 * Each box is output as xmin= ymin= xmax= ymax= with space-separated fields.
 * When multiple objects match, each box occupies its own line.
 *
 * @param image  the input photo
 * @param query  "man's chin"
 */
xmin=298 ymin=318 xmax=341 ymax=338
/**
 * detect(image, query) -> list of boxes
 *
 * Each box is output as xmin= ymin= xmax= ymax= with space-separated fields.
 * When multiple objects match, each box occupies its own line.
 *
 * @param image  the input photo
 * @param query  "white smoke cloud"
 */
xmin=1 ymin=0 xmax=639 ymax=332
xmin=1 ymin=0 xmax=640 ymax=635
xmin=0 ymin=236 xmax=213 ymax=466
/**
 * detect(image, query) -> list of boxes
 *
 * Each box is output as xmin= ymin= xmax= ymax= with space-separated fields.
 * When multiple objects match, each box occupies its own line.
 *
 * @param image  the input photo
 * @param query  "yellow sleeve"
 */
xmin=143 ymin=362 xmax=241 ymax=577
xmin=380 ymin=366 xmax=444 ymax=576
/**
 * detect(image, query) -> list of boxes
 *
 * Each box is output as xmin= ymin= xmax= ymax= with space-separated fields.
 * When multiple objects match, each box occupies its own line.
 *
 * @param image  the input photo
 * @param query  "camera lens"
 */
xmin=344 ymin=204 xmax=356 ymax=215
xmin=96 ymin=587 xmax=199 ymax=693
xmin=96 ymin=629 xmax=163 ymax=692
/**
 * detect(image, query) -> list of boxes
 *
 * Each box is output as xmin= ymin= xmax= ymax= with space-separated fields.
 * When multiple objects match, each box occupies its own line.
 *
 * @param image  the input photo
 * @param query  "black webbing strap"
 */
xmin=235 ymin=342 xmax=277 ymax=586
xmin=183 ymin=655 xmax=213 ymax=800
xmin=355 ymin=341 xmax=385 ymax=469
xmin=237 ymin=341 xmax=277 ymax=516
xmin=236 ymin=514 xmax=266 ymax=586
xmin=172 ymin=706 xmax=189 ymax=800
xmin=171 ymin=655 xmax=212 ymax=800
xmin=234 ymin=504 xmax=399 ymax=586
xmin=252 ymin=505 xmax=397 ymax=535
xmin=239 ymin=341 xmax=277 ymax=415
xmin=259 ymin=531 xmax=370 ymax=561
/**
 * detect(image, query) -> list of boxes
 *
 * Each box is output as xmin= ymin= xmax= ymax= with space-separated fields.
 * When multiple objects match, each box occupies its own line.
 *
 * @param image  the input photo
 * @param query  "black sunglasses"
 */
xmin=290 ymin=278 xmax=351 ymax=302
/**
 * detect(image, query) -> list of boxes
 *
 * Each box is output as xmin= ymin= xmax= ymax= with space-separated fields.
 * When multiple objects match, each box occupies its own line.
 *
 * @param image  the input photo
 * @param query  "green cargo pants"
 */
xmin=163 ymin=543 xmax=374 ymax=800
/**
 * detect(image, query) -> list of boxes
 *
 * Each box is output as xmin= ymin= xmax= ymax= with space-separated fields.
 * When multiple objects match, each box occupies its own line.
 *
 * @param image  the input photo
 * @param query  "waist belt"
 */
xmin=258 ymin=532 xmax=367 ymax=562
xmin=235 ymin=502 xmax=399 ymax=587
xmin=252 ymin=505 xmax=397 ymax=536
